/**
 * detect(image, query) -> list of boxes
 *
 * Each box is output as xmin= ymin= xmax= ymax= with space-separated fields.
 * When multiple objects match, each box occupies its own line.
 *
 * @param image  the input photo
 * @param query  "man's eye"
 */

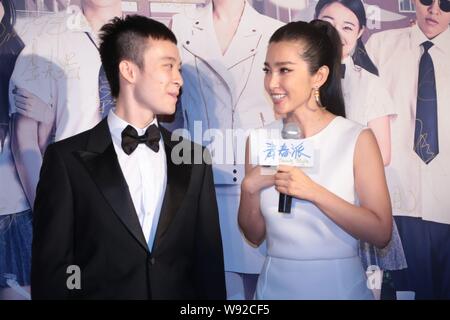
xmin=280 ymin=68 xmax=291 ymax=73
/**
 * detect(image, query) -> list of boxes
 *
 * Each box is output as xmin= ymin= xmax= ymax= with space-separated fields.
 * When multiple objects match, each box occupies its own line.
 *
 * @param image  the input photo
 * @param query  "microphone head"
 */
xmin=281 ymin=122 xmax=302 ymax=139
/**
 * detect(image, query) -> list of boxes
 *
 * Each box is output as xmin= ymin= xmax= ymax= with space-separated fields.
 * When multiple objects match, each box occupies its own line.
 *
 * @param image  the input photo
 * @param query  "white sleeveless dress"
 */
xmin=253 ymin=117 xmax=374 ymax=300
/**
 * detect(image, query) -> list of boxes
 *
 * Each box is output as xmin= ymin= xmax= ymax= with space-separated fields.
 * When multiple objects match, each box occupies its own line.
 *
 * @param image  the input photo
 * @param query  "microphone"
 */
xmin=278 ymin=122 xmax=302 ymax=214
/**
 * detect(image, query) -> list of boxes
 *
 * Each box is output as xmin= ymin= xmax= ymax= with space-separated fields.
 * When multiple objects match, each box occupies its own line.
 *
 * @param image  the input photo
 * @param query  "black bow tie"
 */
xmin=341 ymin=63 xmax=346 ymax=79
xmin=121 ymin=124 xmax=160 ymax=155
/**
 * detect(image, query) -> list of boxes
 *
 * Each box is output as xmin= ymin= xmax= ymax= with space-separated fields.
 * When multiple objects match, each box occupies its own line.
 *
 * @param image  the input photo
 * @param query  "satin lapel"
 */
xmin=74 ymin=119 xmax=149 ymax=252
xmin=151 ymin=127 xmax=192 ymax=252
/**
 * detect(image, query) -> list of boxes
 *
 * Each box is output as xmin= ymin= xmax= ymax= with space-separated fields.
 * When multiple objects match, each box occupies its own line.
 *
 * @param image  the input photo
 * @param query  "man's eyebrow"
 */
xmin=160 ymin=56 xmax=177 ymax=62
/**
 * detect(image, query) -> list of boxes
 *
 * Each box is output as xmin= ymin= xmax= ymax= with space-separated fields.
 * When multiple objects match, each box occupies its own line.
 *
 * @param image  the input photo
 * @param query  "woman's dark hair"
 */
xmin=269 ymin=20 xmax=346 ymax=117
xmin=1 ymin=0 xmax=17 ymax=30
xmin=1 ymin=0 xmax=23 ymax=128
xmin=1 ymin=0 xmax=23 ymax=61
xmin=314 ymin=0 xmax=379 ymax=76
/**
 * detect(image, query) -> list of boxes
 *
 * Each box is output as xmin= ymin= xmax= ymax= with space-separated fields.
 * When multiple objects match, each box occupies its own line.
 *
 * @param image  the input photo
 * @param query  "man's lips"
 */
xmin=425 ymin=17 xmax=439 ymax=26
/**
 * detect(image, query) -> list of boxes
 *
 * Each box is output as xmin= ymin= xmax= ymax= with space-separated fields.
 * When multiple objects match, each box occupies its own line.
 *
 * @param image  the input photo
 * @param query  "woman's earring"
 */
xmin=314 ymin=87 xmax=325 ymax=109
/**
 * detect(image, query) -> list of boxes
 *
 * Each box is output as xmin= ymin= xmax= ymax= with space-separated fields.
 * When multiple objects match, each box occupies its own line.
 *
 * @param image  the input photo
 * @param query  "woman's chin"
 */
xmin=274 ymin=112 xmax=287 ymax=120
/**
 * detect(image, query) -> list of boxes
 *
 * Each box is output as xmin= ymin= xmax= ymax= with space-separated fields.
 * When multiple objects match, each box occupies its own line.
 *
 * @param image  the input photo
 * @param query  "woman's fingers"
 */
xmin=14 ymin=96 xmax=29 ymax=106
xmin=275 ymin=172 xmax=290 ymax=181
xmin=275 ymin=186 xmax=288 ymax=194
xmin=274 ymin=178 xmax=289 ymax=187
xmin=277 ymin=165 xmax=293 ymax=173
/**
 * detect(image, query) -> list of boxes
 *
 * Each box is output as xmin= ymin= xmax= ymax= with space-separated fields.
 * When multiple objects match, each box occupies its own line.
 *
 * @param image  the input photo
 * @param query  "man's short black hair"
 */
xmin=99 ymin=15 xmax=178 ymax=98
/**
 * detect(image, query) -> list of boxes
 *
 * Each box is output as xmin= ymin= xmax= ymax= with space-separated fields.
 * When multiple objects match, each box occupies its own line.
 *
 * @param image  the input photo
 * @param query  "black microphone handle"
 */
xmin=278 ymin=193 xmax=292 ymax=214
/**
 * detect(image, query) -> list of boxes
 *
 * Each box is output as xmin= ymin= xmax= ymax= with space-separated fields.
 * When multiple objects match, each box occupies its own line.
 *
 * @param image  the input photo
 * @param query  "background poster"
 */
xmin=13 ymin=0 xmax=415 ymax=33
xmin=1 ymin=0 xmax=447 ymax=300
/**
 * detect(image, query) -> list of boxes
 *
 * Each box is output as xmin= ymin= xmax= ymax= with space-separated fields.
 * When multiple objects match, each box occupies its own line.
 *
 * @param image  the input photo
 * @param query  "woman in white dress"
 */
xmin=238 ymin=20 xmax=392 ymax=299
xmin=315 ymin=0 xmax=407 ymax=297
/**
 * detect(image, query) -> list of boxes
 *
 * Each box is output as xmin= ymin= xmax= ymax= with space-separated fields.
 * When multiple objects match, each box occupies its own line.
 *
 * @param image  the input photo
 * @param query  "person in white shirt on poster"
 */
xmin=0 ymin=0 xmax=31 ymax=301
xmin=366 ymin=0 xmax=450 ymax=299
xmin=9 ymin=0 xmax=122 ymax=207
xmin=170 ymin=0 xmax=283 ymax=299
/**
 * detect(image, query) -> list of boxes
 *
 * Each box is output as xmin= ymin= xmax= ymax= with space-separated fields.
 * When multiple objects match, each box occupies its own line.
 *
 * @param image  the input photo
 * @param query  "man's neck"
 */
xmin=115 ymin=97 xmax=156 ymax=130
xmin=82 ymin=2 xmax=122 ymax=35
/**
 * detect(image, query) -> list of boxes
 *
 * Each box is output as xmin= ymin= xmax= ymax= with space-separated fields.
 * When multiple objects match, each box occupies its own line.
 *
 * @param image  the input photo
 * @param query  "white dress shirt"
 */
xmin=366 ymin=26 xmax=450 ymax=224
xmin=107 ymin=110 xmax=167 ymax=250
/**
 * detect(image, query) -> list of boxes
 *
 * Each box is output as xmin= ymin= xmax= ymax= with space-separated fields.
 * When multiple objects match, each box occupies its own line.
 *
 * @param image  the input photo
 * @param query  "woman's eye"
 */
xmin=263 ymin=67 xmax=270 ymax=74
xmin=280 ymin=68 xmax=291 ymax=73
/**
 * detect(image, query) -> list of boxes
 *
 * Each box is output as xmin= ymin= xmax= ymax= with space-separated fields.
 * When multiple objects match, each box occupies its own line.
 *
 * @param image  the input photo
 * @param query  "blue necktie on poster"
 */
xmin=85 ymin=32 xmax=115 ymax=118
xmin=98 ymin=65 xmax=115 ymax=118
xmin=414 ymin=41 xmax=439 ymax=164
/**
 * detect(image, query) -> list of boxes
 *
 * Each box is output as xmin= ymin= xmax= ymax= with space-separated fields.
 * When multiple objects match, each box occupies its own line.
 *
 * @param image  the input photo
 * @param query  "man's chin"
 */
xmin=156 ymin=108 xmax=176 ymax=122
xmin=420 ymin=22 xmax=446 ymax=39
xmin=156 ymin=105 xmax=176 ymax=115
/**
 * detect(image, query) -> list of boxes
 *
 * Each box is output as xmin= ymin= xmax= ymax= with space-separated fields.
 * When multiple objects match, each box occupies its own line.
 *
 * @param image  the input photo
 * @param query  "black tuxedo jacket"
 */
xmin=31 ymin=119 xmax=226 ymax=300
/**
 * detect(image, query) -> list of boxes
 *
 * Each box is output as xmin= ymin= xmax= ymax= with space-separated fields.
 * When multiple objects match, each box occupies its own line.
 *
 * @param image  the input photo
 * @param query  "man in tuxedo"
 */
xmin=31 ymin=15 xmax=226 ymax=300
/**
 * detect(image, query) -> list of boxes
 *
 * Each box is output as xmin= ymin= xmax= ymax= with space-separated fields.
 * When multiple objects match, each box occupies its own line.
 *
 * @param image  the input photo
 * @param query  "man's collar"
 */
xmin=411 ymin=24 xmax=450 ymax=53
xmin=108 ymin=108 xmax=158 ymax=142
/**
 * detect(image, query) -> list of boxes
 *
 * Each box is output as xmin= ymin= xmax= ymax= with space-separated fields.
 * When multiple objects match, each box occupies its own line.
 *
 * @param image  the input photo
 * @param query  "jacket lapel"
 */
xmin=181 ymin=2 xmax=235 ymax=89
xmin=182 ymin=2 xmax=262 ymax=107
xmin=222 ymin=2 xmax=263 ymax=69
xmin=75 ymin=119 xmax=149 ymax=252
xmin=151 ymin=127 xmax=192 ymax=252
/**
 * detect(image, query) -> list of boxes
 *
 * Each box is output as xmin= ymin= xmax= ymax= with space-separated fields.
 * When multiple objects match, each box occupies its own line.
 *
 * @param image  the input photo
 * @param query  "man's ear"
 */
xmin=313 ymin=65 xmax=330 ymax=89
xmin=119 ymin=60 xmax=138 ymax=84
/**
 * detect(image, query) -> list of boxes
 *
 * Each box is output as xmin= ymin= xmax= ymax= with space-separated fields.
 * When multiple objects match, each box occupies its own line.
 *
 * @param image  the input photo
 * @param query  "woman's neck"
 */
xmin=83 ymin=2 xmax=122 ymax=35
xmin=288 ymin=101 xmax=334 ymax=138
xmin=212 ymin=0 xmax=246 ymax=55
xmin=212 ymin=0 xmax=245 ymax=22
